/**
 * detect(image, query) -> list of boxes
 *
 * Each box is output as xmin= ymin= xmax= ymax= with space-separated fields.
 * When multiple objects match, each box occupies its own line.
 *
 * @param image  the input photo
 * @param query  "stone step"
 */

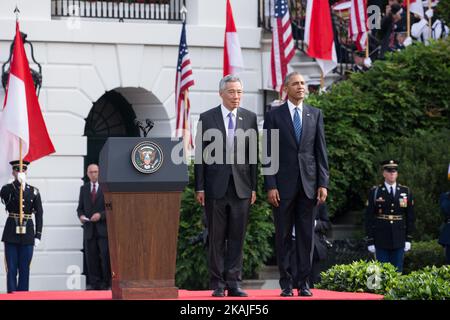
xmin=256 ymin=265 xmax=279 ymax=280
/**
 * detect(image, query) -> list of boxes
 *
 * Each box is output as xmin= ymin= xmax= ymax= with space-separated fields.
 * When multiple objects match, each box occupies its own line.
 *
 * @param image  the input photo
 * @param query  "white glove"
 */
xmin=34 ymin=238 xmax=40 ymax=248
xmin=17 ymin=172 xmax=27 ymax=185
xmin=363 ymin=57 xmax=372 ymax=68
xmin=403 ymin=36 xmax=413 ymax=47
xmin=404 ymin=241 xmax=411 ymax=252
xmin=368 ymin=245 xmax=375 ymax=253
xmin=425 ymin=9 xmax=433 ymax=19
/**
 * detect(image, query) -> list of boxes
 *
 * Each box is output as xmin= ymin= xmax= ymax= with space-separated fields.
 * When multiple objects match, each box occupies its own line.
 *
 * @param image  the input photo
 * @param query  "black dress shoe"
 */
xmin=227 ymin=287 xmax=248 ymax=297
xmin=280 ymin=288 xmax=294 ymax=297
xmin=298 ymin=287 xmax=313 ymax=297
xmin=212 ymin=288 xmax=225 ymax=297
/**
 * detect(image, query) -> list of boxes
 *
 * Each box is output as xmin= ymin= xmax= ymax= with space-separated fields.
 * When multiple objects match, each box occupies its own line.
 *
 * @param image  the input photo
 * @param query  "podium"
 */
xmin=99 ymin=137 xmax=188 ymax=299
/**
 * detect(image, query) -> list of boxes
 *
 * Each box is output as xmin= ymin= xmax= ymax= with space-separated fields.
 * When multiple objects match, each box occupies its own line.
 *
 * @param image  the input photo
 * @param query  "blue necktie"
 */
xmin=227 ymin=112 xmax=235 ymax=147
xmin=293 ymin=107 xmax=302 ymax=144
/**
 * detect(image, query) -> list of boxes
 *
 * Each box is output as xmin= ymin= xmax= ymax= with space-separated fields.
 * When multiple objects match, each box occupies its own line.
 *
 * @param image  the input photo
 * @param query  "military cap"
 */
xmin=381 ymin=159 xmax=399 ymax=171
xmin=9 ymin=160 xmax=30 ymax=171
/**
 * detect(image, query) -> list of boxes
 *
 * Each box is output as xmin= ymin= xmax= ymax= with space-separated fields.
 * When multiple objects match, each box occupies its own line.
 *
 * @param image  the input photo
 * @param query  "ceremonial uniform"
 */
xmin=365 ymin=160 xmax=415 ymax=272
xmin=438 ymin=191 xmax=450 ymax=264
xmin=1 ymin=161 xmax=43 ymax=293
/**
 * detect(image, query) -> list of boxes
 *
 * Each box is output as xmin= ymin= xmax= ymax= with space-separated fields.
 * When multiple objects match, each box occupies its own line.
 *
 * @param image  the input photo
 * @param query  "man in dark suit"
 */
xmin=1 ymin=160 xmax=43 ymax=293
xmin=77 ymin=164 xmax=111 ymax=290
xmin=194 ymin=75 xmax=258 ymax=297
xmin=263 ymin=71 xmax=329 ymax=297
xmin=365 ymin=160 xmax=415 ymax=273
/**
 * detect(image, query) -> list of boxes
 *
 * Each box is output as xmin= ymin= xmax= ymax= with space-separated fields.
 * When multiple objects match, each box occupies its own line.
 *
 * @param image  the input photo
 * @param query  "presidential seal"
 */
xmin=131 ymin=141 xmax=164 ymax=174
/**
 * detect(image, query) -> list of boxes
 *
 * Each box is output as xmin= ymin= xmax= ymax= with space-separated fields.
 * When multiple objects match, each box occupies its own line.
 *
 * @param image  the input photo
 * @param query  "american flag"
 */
xmin=175 ymin=21 xmax=194 ymax=145
xmin=349 ymin=0 xmax=368 ymax=51
xmin=270 ymin=0 xmax=295 ymax=94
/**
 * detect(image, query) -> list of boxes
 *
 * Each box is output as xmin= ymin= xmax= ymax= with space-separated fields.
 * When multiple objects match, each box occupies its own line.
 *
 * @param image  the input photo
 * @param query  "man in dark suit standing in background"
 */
xmin=77 ymin=164 xmax=111 ymax=290
xmin=263 ymin=71 xmax=329 ymax=297
xmin=195 ymin=75 xmax=258 ymax=297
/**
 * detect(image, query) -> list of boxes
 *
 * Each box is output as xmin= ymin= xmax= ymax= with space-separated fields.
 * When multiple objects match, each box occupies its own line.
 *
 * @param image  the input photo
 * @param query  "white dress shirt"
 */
xmin=287 ymin=99 xmax=303 ymax=123
xmin=384 ymin=182 xmax=397 ymax=197
xmin=91 ymin=182 xmax=99 ymax=193
xmin=221 ymin=104 xmax=238 ymax=136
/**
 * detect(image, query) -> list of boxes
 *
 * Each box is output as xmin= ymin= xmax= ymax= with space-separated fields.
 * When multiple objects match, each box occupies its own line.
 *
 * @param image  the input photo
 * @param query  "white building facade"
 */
xmin=0 ymin=0 xmax=333 ymax=292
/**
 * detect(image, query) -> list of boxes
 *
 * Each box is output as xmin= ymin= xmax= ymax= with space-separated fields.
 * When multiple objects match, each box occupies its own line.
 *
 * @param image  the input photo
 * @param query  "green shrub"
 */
xmin=316 ymin=260 xmax=400 ymax=294
xmin=403 ymin=240 xmax=447 ymax=274
xmin=175 ymin=163 xmax=274 ymax=289
xmin=318 ymin=261 xmax=450 ymax=299
xmin=373 ymin=129 xmax=450 ymax=241
xmin=385 ymin=265 xmax=450 ymax=300
xmin=436 ymin=0 xmax=450 ymax=24
xmin=307 ymin=39 xmax=450 ymax=217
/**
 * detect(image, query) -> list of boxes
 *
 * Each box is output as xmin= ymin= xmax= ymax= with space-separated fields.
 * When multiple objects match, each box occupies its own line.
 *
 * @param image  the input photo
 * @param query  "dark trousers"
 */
xmin=376 ymin=247 xmax=405 ymax=273
xmin=273 ymin=185 xmax=315 ymax=290
xmin=445 ymin=246 xmax=450 ymax=265
xmin=4 ymin=243 xmax=34 ymax=293
xmin=288 ymin=240 xmax=324 ymax=289
xmin=84 ymin=233 xmax=111 ymax=289
xmin=205 ymin=176 xmax=251 ymax=290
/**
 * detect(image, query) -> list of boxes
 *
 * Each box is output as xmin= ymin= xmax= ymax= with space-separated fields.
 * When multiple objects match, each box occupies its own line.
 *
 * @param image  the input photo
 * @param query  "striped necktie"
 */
xmin=293 ymin=107 xmax=302 ymax=144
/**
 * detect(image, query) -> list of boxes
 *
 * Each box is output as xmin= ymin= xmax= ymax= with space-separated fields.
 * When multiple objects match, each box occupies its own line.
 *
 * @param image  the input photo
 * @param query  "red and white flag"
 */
xmin=304 ymin=0 xmax=338 ymax=76
xmin=349 ymin=0 xmax=368 ymax=51
xmin=175 ymin=21 xmax=194 ymax=148
xmin=223 ymin=0 xmax=244 ymax=76
xmin=270 ymin=0 xmax=296 ymax=94
xmin=0 ymin=22 xmax=55 ymax=184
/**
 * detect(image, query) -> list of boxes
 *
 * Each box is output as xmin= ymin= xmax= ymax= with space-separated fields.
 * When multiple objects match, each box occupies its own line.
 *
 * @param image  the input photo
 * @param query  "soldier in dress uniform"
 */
xmin=0 ymin=160 xmax=43 ymax=293
xmin=365 ymin=159 xmax=415 ymax=273
xmin=438 ymin=165 xmax=450 ymax=264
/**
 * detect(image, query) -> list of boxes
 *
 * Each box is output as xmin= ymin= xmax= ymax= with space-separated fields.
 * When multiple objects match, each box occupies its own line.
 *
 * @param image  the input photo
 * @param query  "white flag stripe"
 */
xmin=2 ymin=74 xmax=29 ymax=155
xmin=0 ymin=73 xmax=29 ymax=184
xmin=226 ymin=32 xmax=245 ymax=73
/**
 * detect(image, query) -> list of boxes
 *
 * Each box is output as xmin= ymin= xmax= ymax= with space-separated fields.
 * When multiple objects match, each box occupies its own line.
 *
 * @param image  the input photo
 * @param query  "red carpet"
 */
xmin=0 ymin=289 xmax=383 ymax=300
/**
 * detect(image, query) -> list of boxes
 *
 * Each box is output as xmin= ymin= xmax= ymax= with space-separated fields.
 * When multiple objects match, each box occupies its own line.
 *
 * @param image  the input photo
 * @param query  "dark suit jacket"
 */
xmin=194 ymin=106 xmax=258 ymax=199
xmin=263 ymin=102 xmax=329 ymax=199
xmin=76 ymin=182 xmax=107 ymax=240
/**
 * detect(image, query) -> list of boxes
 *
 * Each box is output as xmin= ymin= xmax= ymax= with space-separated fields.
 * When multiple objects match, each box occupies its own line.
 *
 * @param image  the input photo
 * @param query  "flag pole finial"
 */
xmin=14 ymin=5 xmax=20 ymax=21
xmin=180 ymin=5 xmax=187 ymax=23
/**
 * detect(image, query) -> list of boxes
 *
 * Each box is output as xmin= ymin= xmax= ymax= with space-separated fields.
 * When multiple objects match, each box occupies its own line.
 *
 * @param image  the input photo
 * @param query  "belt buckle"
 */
xmin=388 ymin=215 xmax=394 ymax=220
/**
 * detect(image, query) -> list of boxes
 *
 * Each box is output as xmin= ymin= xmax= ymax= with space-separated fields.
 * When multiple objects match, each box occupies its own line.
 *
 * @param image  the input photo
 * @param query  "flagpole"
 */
xmin=19 ymin=139 xmax=24 ymax=229
xmin=320 ymin=71 xmax=324 ymax=90
xmin=407 ymin=0 xmax=411 ymax=38
xmin=183 ymin=90 xmax=190 ymax=162
xmin=428 ymin=0 xmax=432 ymax=35
xmin=366 ymin=1 xmax=369 ymax=60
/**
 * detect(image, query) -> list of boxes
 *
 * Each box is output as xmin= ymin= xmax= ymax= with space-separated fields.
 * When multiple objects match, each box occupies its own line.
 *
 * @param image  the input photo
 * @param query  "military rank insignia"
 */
xmin=399 ymin=193 xmax=408 ymax=207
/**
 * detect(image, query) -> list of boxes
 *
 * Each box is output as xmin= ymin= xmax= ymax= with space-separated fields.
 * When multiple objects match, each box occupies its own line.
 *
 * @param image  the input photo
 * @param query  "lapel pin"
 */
xmin=239 ymin=117 xmax=243 ymax=120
